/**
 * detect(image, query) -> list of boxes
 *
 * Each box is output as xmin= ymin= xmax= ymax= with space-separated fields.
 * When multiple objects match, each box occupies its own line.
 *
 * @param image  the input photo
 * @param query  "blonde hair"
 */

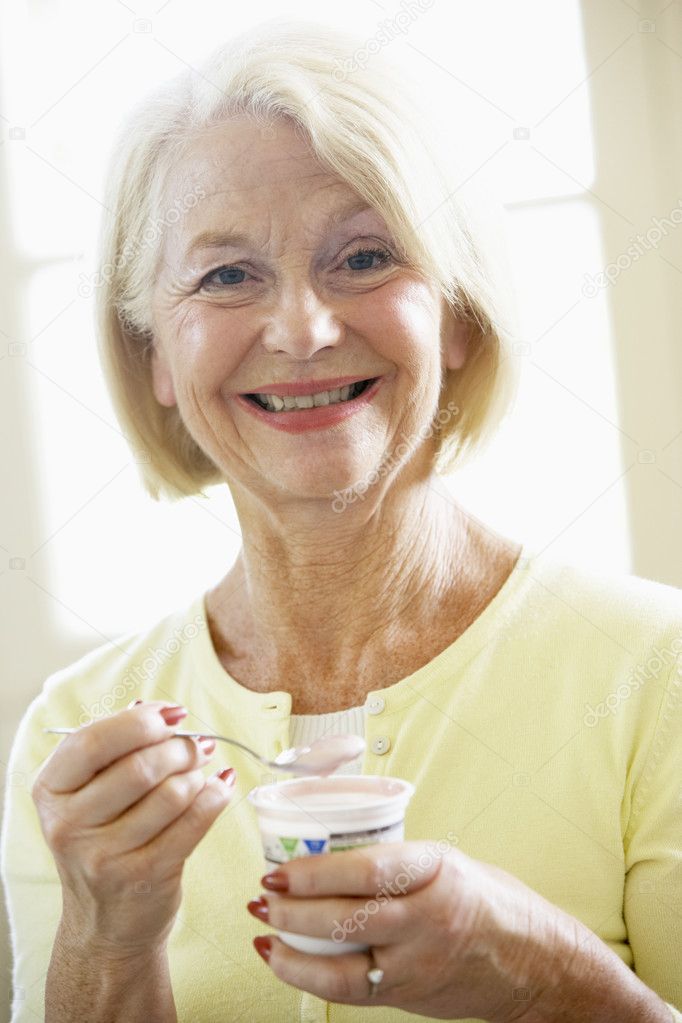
xmin=95 ymin=17 xmax=520 ymax=501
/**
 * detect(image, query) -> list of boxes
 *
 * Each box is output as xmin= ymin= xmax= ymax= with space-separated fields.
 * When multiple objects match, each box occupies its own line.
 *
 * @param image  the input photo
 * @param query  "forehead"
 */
xmin=164 ymin=115 xmax=363 ymax=219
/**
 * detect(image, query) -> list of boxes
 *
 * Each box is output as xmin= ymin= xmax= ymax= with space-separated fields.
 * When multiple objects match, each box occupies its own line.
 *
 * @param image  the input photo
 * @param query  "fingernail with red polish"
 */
xmin=253 ymin=935 xmax=272 ymax=964
xmin=261 ymin=871 xmax=288 ymax=892
xmin=127 ymin=699 xmax=143 ymax=709
xmin=216 ymin=767 xmax=236 ymax=785
xmin=197 ymin=737 xmax=216 ymax=755
xmin=247 ymin=896 xmax=269 ymax=922
xmin=160 ymin=705 xmax=188 ymax=726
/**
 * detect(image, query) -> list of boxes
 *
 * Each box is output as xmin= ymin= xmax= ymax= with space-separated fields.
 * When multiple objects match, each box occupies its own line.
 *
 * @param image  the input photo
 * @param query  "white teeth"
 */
xmin=252 ymin=380 xmax=370 ymax=412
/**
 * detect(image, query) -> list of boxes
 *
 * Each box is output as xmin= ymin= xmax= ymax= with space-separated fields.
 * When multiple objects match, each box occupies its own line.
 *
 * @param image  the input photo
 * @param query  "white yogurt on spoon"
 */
xmin=273 ymin=733 xmax=365 ymax=775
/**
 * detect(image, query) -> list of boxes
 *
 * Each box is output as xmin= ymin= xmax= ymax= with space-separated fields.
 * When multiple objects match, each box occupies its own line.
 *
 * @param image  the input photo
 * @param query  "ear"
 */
xmin=442 ymin=304 xmax=470 ymax=372
xmin=150 ymin=340 xmax=177 ymax=408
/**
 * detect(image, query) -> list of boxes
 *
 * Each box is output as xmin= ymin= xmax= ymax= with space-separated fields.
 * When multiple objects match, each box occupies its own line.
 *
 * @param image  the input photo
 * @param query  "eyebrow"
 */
xmin=183 ymin=199 xmax=376 ymax=259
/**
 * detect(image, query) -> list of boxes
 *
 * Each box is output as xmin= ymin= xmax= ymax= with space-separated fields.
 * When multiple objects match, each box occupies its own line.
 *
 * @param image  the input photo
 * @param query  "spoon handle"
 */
xmin=171 ymin=730 xmax=270 ymax=767
xmin=42 ymin=728 xmax=299 ymax=774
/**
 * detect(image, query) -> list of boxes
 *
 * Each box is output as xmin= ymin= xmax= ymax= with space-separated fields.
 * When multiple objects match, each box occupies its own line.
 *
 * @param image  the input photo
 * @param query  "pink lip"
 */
xmin=241 ymin=375 xmax=376 ymax=397
xmin=235 ymin=376 xmax=385 ymax=434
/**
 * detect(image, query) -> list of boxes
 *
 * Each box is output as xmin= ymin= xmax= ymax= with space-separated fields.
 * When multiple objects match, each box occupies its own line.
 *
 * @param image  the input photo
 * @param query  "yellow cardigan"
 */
xmin=2 ymin=546 xmax=681 ymax=1022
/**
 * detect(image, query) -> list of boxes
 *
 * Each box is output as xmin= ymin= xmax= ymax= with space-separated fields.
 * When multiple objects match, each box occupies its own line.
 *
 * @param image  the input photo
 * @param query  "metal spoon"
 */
xmin=43 ymin=728 xmax=365 ymax=777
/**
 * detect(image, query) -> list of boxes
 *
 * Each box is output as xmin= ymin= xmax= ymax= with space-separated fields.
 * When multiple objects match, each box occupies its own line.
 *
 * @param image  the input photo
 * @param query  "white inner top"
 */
xmin=289 ymin=704 xmax=365 ymax=775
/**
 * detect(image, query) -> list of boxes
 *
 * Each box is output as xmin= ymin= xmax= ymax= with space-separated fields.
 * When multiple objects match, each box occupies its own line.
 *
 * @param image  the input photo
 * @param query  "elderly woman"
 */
xmin=2 ymin=18 xmax=681 ymax=1023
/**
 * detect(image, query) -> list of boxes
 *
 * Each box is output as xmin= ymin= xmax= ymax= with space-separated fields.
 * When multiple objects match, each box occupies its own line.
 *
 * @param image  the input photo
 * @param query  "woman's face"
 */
xmin=150 ymin=115 xmax=468 ymax=504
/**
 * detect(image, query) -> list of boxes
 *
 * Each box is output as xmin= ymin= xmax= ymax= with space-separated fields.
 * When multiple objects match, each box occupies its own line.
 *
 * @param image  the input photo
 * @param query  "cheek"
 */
xmin=354 ymin=283 xmax=440 ymax=370
xmin=172 ymin=304 xmax=251 ymax=394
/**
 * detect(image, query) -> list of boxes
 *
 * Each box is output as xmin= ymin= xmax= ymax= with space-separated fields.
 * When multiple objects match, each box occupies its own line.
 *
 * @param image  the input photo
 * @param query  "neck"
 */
xmin=206 ymin=469 xmax=484 ymax=708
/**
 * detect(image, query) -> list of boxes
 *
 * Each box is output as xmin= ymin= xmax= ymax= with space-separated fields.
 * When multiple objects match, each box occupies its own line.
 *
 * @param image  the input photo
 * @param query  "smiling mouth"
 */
xmin=243 ymin=378 xmax=377 ymax=413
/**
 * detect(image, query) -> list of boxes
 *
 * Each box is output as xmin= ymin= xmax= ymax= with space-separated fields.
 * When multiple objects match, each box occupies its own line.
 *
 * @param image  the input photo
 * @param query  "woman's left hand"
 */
xmin=246 ymin=840 xmax=598 ymax=1022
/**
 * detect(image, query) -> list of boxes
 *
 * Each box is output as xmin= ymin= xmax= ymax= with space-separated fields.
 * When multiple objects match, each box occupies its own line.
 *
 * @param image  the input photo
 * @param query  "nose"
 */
xmin=260 ymin=283 xmax=343 ymax=357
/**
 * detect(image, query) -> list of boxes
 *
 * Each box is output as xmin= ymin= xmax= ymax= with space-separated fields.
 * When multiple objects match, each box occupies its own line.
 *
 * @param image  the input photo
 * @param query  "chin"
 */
xmin=263 ymin=453 xmax=384 ymax=506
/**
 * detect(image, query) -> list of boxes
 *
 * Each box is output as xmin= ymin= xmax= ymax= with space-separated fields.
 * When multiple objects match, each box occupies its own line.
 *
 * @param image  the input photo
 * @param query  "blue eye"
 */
xmin=201 ymin=265 xmax=249 ymax=289
xmin=344 ymin=246 xmax=392 ymax=272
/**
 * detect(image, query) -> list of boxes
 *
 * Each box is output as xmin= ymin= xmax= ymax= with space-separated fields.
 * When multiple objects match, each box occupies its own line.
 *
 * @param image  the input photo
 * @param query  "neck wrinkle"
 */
xmin=210 ymin=478 xmax=471 ymax=683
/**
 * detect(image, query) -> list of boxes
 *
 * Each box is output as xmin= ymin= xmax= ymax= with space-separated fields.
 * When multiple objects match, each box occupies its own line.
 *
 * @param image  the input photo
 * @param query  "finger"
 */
xmin=104 ymin=767 xmax=212 ymax=853
xmin=44 ymin=703 xmax=188 ymax=793
xmin=249 ymin=891 xmax=413 ymax=946
xmin=262 ymin=841 xmax=444 ymax=899
xmin=259 ymin=935 xmax=392 ymax=1006
xmin=137 ymin=769 xmax=238 ymax=872
xmin=66 ymin=735 xmax=216 ymax=826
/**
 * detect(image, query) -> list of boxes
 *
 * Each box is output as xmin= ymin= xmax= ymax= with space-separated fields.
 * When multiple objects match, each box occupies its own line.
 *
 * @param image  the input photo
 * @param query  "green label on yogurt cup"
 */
xmin=261 ymin=832 xmax=331 ymax=864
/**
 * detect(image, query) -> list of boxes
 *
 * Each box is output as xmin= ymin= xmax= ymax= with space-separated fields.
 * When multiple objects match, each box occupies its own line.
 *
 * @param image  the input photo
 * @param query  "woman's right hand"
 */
xmin=31 ymin=701 xmax=237 ymax=958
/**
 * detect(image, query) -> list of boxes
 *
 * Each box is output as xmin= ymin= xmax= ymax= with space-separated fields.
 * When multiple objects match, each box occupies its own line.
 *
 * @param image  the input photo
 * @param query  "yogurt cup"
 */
xmin=248 ymin=774 xmax=415 ymax=955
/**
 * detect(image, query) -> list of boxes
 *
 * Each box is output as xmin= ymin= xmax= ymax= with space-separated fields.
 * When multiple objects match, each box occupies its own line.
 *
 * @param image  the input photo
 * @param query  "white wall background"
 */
xmin=1 ymin=0 xmax=681 ymax=1015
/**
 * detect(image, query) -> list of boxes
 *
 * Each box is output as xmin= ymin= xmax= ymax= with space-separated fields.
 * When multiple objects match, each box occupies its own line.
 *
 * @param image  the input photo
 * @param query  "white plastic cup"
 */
xmin=248 ymin=774 xmax=415 ymax=955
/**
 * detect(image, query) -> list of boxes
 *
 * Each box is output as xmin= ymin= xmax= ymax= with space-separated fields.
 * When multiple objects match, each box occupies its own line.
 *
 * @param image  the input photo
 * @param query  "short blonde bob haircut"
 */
xmin=95 ymin=17 xmax=520 ymax=501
